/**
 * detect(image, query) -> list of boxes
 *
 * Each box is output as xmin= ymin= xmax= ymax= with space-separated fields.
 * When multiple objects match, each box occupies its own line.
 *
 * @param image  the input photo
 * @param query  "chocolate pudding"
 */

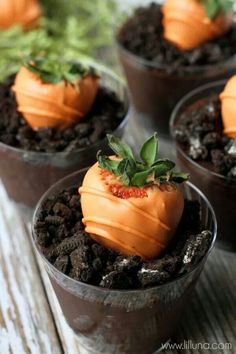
xmin=0 ymin=69 xmax=129 ymax=208
xmin=49 ymin=271 xmax=199 ymax=354
xmin=170 ymin=81 xmax=236 ymax=251
xmin=32 ymin=170 xmax=216 ymax=354
xmin=116 ymin=3 xmax=236 ymax=137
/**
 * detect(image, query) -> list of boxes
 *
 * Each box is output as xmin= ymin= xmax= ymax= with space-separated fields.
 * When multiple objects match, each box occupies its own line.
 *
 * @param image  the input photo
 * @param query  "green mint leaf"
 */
xmin=107 ymin=135 xmax=134 ymax=159
xmin=41 ymin=72 xmax=62 ymax=84
xmin=117 ymin=158 xmax=129 ymax=175
xmin=140 ymin=132 xmax=158 ymax=166
xmin=119 ymin=172 xmax=131 ymax=186
xmin=97 ymin=153 xmax=120 ymax=175
xmin=25 ymin=56 xmax=96 ymax=84
xmin=117 ymin=158 xmax=136 ymax=186
xmin=117 ymin=158 xmax=136 ymax=175
xmin=220 ymin=0 xmax=235 ymax=12
xmin=131 ymin=169 xmax=154 ymax=187
xmin=170 ymin=172 xmax=190 ymax=184
xmin=202 ymin=0 xmax=220 ymax=18
xmin=201 ymin=0 xmax=234 ymax=18
xmin=152 ymin=159 xmax=175 ymax=177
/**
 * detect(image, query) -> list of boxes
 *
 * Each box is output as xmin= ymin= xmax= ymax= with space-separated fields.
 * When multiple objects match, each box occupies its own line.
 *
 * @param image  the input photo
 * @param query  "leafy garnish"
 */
xmin=107 ymin=134 xmax=134 ymax=159
xmin=24 ymin=56 xmax=97 ymax=84
xmin=201 ymin=0 xmax=235 ymax=19
xmin=0 ymin=0 xmax=117 ymax=81
xmin=140 ymin=132 xmax=158 ymax=166
xmin=98 ymin=133 xmax=189 ymax=187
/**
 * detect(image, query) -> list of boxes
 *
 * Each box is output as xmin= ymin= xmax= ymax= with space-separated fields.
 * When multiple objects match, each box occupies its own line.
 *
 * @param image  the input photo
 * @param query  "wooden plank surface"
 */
xmin=175 ymin=250 xmax=236 ymax=354
xmin=0 ymin=184 xmax=62 ymax=354
xmin=0 ymin=116 xmax=235 ymax=354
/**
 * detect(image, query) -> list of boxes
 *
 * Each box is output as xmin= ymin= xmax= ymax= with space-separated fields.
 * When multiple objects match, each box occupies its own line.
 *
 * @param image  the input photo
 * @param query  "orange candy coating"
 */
xmin=12 ymin=67 xmax=99 ymax=131
xmin=220 ymin=76 xmax=236 ymax=138
xmin=0 ymin=0 xmax=42 ymax=30
xmin=79 ymin=162 xmax=184 ymax=260
xmin=162 ymin=0 xmax=232 ymax=50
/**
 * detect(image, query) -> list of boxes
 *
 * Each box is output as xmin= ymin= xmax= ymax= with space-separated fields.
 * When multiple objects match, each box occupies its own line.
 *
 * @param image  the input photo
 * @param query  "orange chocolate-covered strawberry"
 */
xmin=12 ymin=58 xmax=99 ymax=131
xmin=79 ymin=134 xmax=189 ymax=260
xmin=0 ymin=0 xmax=42 ymax=30
xmin=162 ymin=0 xmax=233 ymax=50
xmin=220 ymin=76 xmax=236 ymax=137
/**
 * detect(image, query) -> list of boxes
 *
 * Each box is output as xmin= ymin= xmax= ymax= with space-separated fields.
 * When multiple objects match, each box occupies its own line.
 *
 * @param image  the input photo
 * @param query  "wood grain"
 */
xmin=174 ymin=249 xmax=236 ymax=354
xmin=0 ymin=183 xmax=62 ymax=354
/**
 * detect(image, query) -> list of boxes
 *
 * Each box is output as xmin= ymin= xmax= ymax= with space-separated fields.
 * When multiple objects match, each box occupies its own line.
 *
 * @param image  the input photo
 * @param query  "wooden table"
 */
xmin=0 ymin=117 xmax=236 ymax=354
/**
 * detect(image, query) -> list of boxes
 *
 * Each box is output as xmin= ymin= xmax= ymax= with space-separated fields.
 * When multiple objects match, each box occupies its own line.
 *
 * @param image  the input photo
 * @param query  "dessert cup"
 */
xmin=116 ymin=27 xmax=236 ymax=138
xmin=0 ymin=64 xmax=129 ymax=211
xmin=170 ymin=80 xmax=236 ymax=252
xmin=32 ymin=169 xmax=217 ymax=354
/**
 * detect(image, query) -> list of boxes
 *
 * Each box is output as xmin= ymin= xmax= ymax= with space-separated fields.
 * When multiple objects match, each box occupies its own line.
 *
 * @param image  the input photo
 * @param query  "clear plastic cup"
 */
xmin=170 ymin=80 xmax=236 ymax=252
xmin=116 ymin=25 xmax=236 ymax=138
xmin=0 ymin=64 xmax=129 ymax=211
xmin=32 ymin=169 xmax=217 ymax=354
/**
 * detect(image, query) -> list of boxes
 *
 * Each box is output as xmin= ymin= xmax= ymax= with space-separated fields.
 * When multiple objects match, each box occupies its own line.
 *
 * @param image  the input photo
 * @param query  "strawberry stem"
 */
xmin=24 ymin=56 xmax=98 ymax=84
xmin=97 ymin=134 xmax=189 ymax=187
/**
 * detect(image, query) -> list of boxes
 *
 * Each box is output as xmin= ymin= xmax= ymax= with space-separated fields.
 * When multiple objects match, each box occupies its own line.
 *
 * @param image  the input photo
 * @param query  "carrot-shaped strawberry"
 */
xmin=0 ymin=0 xmax=42 ymax=30
xmin=162 ymin=0 xmax=234 ymax=50
xmin=79 ymin=133 xmax=189 ymax=260
xmin=12 ymin=57 xmax=99 ymax=131
xmin=220 ymin=76 xmax=236 ymax=138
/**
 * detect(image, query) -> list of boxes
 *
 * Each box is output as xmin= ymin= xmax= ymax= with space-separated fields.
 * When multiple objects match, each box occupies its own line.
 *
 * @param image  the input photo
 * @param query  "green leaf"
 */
xmin=0 ymin=0 xmax=118 ymax=81
xmin=131 ymin=169 xmax=154 ymax=187
xmin=107 ymin=135 xmax=134 ymax=159
xmin=25 ymin=56 xmax=96 ymax=84
xmin=170 ymin=172 xmax=190 ymax=184
xmin=140 ymin=132 xmax=158 ymax=166
xmin=202 ymin=0 xmax=220 ymax=18
xmin=201 ymin=0 xmax=234 ymax=18
xmin=119 ymin=172 xmax=131 ymax=186
xmin=220 ymin=0 xmax=235 ymax=12
xmin=97 ymin=153 xmax=120 ymax=175
xmin=117 ymin=158 xmax=136 ymax=175
xmin=117 ymin=158 xmax=136 ymax=186
xmin=152 ymin=159 xmax=175 ymax=177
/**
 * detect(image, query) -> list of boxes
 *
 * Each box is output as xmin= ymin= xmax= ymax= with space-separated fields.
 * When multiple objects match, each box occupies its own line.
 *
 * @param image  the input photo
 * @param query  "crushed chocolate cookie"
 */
xmin=138 ymin=268 xmax=170 ymax=288
xmin=173 ymin=97 xmax=236 ymax=178
xmin=113 ymin=255 xmax=141 ymax=272
xmin=52 ymin=236 xmax=82 ymax=257
xmin=54 ymin=255 xmax=70 ymax=274
xmin=180 ymin=231 xmax=212 ymax=273
xmin=138 ymin=255 xmax=180 ymax=287
xmin=100 ymin=271 xmax=135 ymax=289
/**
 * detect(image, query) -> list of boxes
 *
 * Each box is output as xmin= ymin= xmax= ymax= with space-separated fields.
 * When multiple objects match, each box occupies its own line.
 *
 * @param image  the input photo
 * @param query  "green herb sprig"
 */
xmin=25 ymin=57 xmax=97 ymax=84
xmin=97 ymin=133 xmax=189 ymax=187
xmin=201 ymin=0 xmax=235 ymax=19
xmin=0 ymin=0 xmax=117 ymax=81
